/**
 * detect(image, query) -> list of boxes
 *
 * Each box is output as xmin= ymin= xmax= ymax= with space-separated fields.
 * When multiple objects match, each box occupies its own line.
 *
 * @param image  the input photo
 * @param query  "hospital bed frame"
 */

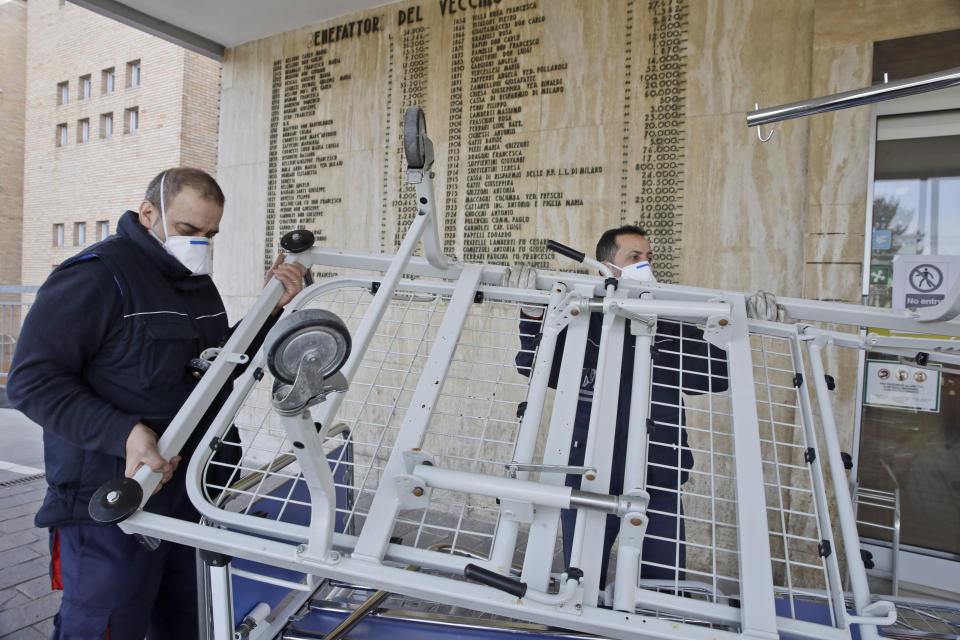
xmin=89 ymin=108 xmax=960 ymax=640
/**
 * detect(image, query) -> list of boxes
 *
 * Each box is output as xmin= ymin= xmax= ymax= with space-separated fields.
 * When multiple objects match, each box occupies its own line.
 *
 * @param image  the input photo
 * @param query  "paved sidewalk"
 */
xmin=0 ymin=477 xmax=57 ymax=639
xmin=0 ymin=408 xmax=58 ymax=639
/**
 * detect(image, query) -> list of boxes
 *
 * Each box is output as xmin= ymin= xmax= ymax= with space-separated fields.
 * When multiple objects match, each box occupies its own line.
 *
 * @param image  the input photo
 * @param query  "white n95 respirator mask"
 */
xmin=162 ymin=236 xmax=213 ymax=275
xmin=618 ymin=261 xmax=657 ymax=283
xmin=150 ymin=172 xmax=213 ymax=276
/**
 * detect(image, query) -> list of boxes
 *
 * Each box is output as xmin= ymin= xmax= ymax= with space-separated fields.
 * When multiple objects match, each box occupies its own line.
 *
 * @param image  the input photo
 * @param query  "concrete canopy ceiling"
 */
xmin=70 ymin=0 xmax=395 ymax=59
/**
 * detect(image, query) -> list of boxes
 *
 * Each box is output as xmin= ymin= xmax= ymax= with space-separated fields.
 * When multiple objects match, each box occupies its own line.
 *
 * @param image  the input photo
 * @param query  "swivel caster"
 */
xmin=265 ymin=309 xmax=351 ymax=385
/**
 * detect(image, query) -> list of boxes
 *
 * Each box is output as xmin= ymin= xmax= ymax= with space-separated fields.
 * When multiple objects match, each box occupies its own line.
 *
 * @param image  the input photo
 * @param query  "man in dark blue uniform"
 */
xmin=512 ymin=225 xmax=727 ymax=589
xmin=7 ymin=168 xmax=306 ymax=640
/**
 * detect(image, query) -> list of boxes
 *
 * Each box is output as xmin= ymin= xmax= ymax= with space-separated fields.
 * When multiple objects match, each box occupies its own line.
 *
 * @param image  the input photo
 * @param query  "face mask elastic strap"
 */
xmin=159 ymin=171 xmax=169 ymax=241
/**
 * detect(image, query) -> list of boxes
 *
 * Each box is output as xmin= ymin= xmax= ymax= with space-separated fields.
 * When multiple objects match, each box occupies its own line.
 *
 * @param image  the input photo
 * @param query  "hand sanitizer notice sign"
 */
xmin=892 ymin=255 xmax=960 ymax=310
xmin=863 ymin=360 xmax=941 ymax=412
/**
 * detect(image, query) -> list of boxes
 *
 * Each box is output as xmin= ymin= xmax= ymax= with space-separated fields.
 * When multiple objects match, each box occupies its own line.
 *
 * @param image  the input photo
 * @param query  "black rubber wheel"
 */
xmin=403 ymin=107 xmax=427 ymax=168
xmin=187 ymin=357 xmax=211 ymax=379
xmin=264 ymin=309 xmax=351 ymax=385
xmin=280 ymin=229 xmax=316 ymax=253
xmin=88 ymin=476 xmax=143 ymax=524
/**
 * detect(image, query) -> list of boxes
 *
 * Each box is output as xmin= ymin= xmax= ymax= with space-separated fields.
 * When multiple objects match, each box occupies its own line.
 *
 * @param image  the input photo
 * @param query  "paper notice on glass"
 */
xmin=863 ymin=360 xmax=941 ymax=412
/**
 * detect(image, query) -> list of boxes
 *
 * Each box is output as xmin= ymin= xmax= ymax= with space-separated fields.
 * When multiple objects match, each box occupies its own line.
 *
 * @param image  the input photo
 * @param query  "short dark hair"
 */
xmin=596 ymin=224 xmax=647 ymax=262
xmin=144 ymin=167 xmax=225 ymax=210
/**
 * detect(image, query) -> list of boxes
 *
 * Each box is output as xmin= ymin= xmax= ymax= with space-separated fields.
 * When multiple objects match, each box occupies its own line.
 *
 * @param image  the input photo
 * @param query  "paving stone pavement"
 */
xmin=0 ymin=475 xmax=58 ymax=640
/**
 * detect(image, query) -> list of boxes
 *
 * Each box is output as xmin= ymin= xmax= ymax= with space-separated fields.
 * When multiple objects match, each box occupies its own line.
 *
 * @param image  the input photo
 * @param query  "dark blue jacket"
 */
xmin=517 ymin=309 xmax=728 ymax=491
xmin=8 ymin=210 xmax=230 ymax=527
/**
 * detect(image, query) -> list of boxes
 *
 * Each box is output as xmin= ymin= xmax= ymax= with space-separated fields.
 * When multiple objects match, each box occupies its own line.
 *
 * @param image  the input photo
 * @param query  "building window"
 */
xmin=79 ymin=74 xmax=91 ymax=100
xmin=125 ymin=106 xmax=139 ymax=134
xmin=77 ymin=118 xmax=90 ymax=143
xmin=97 ymin=220 xmax=110 ymax=240
xmin=57 ymin=81 xmax=68 ymax=105
xmin=56 ymin=123 xmax=68 ymax=147
xmin=100 ymin=112 xmax=113 ymax=138
xmin=53 ymin=224 xmax=64 ymax=247
xmin=74 ymin=222 xmax=86 ymax=246
xmin=102 ymin=67 xmax=115 ymax=94
xmin=127 ymin=60 xmax=141 ymax=87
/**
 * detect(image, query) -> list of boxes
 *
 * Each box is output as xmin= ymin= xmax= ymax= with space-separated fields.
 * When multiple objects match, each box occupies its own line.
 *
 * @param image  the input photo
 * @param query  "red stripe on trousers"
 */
xmin=50 ymin=527 xmax=63 ymax=591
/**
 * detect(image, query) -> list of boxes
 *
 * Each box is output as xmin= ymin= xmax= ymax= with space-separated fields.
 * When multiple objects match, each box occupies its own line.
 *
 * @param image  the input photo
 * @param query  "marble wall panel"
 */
xmin=683 ymin=112 xmax=809 ymax=294
xmin=686 ymin=0 xmax=815 ymax=117
xmin=806 ymin=202 xmax=868 ymax=235
xmin=813 ymin=0 xmax=960 ymax=47
xmin=805 ymin=44 xmax=873 ymax=210
xmin=802 ymin=262 xmax=862 ymax=302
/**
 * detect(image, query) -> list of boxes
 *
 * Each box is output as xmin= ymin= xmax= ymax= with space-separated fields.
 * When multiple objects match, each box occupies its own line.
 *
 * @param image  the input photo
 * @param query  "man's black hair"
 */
xmin=144 ymin=167 xmax=225 ymax=210
xmin=595 ymin=224 xmax=648 ymax=262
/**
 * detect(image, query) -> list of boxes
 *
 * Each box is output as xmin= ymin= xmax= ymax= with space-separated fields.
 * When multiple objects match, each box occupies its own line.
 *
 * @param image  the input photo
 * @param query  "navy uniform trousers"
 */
xmin=50 ymin=522 xmax=198 ymax=640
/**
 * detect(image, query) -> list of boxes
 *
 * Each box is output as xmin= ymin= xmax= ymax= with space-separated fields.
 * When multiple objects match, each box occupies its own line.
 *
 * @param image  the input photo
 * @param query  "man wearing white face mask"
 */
xmin=511 ymin=225 xmax=727 ymax=591
xmin=145 ymin=170 xmax=216 ymax=275
xmin=8 ymin=167 xmax=306 ymax=639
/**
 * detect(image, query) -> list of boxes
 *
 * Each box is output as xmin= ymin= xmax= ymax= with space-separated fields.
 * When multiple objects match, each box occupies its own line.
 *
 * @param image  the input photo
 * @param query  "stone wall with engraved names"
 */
xmin=217 ymin=0 xmax=703 ymax=306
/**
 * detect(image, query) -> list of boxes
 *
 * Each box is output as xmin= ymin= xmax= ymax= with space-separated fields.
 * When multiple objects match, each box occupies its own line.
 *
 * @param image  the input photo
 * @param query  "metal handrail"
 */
xmin=747 ymin=66 xmax=960 ymax=127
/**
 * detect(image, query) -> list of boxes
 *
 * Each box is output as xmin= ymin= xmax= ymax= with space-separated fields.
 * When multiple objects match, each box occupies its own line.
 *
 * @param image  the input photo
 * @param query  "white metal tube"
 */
xmin=524 ymin=576 xmax=580 ymax=605
xmin=229 ymin=568 xmax=313 ymax=592
xmin=520 ymin=287 xmax=593 ymax=591
xmin=351 ymin=265 xmax=484 ymax=562
xmin=571 ymin=285 xmax=625 ymax=605
xmin=118 ymin=511 xmax=751 ymax=640
xmin=620 ymin=331 xmax=653 ymax=492
xmin=294 ymin=246 xmax=960 ymax=336
xmin=724 ymin=295 xmax=779 ymax=640
xmin=806 ymin=335 xmax=884 ymax=640
xmin=277 ymin=412 xmax=336 ymax=563
xmin=608 ymin=299 xmax=729 ymax=322
xmin=413 ymin=464 xmax=574 ymax=509
xmin=488 ymin=285 xmax=567 ymax=573
xmin=629 ymin=585 xmax=740 ymax=625
xmin=208 ymin=562 xmax=235 ymax=640
xmin=574 ymin=285 xmax=617 ymax=489
xmin=787 ymin=330 xmax=849 ymax=626
xmin=891 ymin=486 xmax=900 ymax=597
xmin=184 ymin=351 xmax=266 ymax=511
xmin=613 ymin=325 xmax=654 ymax=612
xmin=411 ymin=170 xmax=453 ymax=270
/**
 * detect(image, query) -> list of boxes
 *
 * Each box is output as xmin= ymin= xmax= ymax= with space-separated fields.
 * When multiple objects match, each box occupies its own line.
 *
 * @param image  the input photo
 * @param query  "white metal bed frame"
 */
xmin=91 ymin=109 xmax=960 ymax=640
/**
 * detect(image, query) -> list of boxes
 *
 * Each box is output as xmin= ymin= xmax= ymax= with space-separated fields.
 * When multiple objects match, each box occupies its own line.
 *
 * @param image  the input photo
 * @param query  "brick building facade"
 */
xmin=21 ymin=0 xmax=221 ymax=286
xmin=0 ymin=0 xmax=27 ymax=289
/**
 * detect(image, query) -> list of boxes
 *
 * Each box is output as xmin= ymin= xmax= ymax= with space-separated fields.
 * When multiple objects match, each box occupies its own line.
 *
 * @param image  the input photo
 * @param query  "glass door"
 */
xmin=857 ymin=87 xmax=960 ymax=596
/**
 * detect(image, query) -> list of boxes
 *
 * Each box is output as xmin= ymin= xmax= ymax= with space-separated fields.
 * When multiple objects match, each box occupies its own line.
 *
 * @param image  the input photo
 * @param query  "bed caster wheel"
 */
xmin=280 ymin=229 xmax=315 ymax=253
xmin=187 ymin=357 xmax=211 ymax=379
xmin=403 ymin=107 xmax=433 ymax=170
xmin=88 ymin=476 xmax=143 ymax=524
xmin=264 ymin=309 xmax=351 ymax=385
